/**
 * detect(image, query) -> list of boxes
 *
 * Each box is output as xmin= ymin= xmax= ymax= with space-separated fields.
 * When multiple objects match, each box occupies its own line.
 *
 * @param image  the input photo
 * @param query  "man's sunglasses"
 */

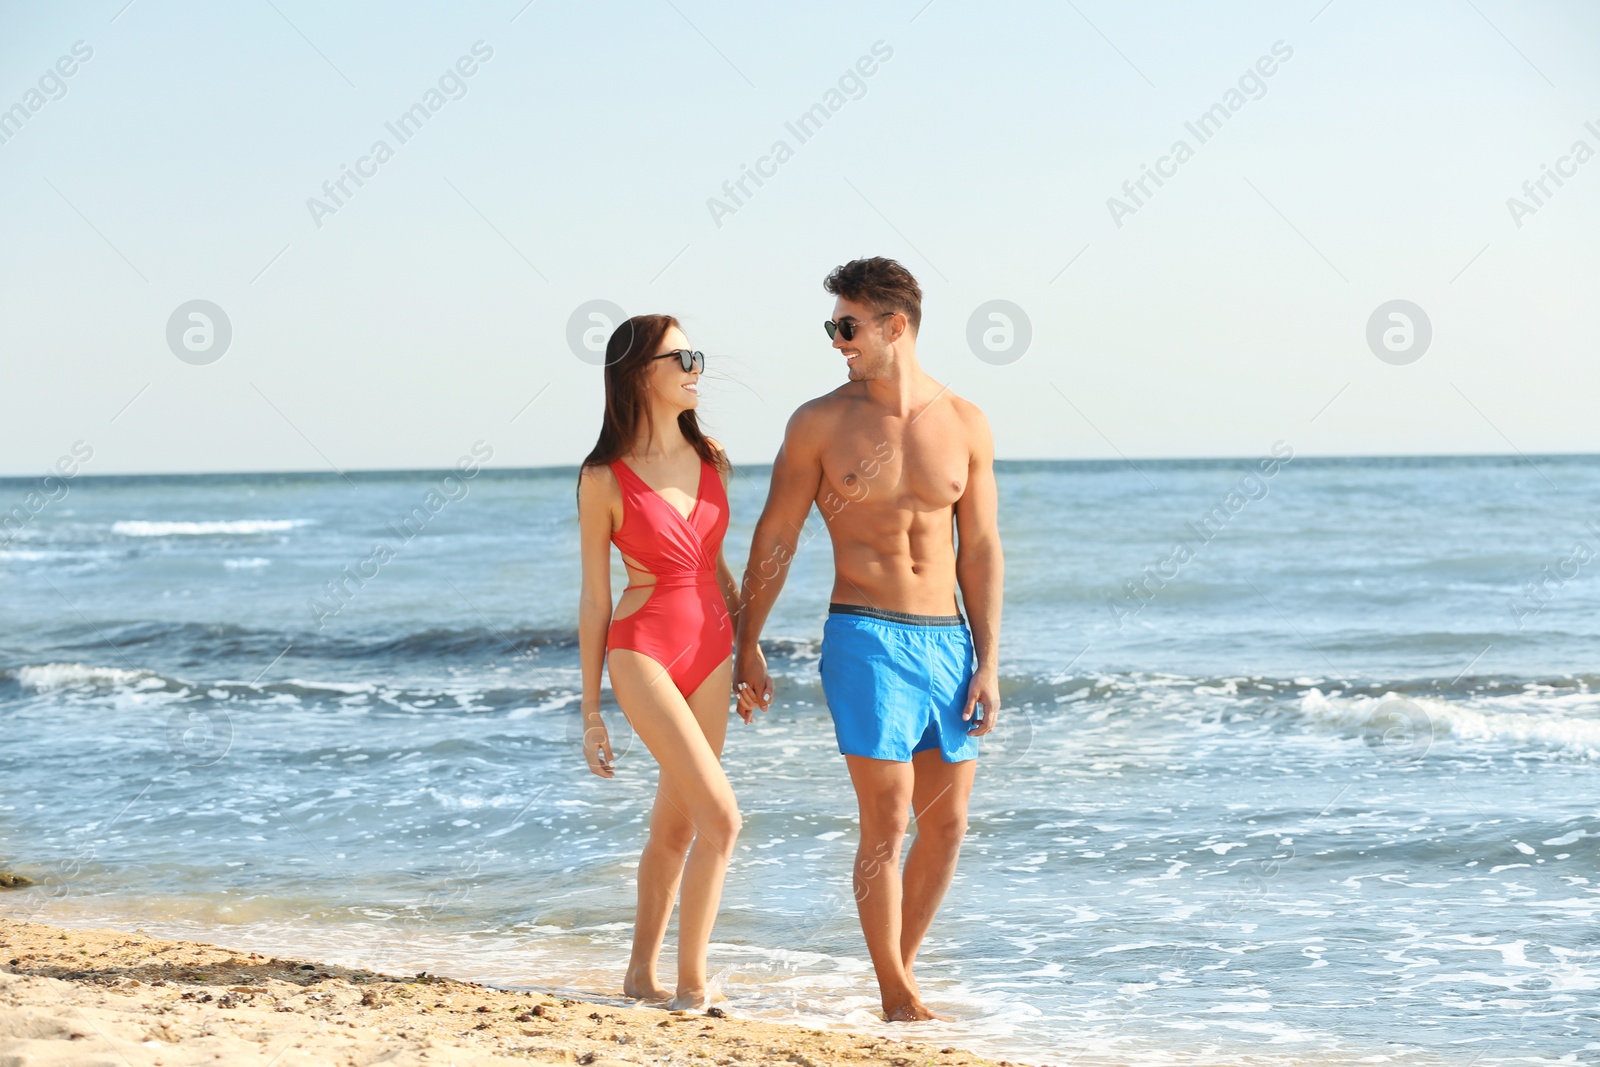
xmin=823 ymin=312 xmax=893 ymax=342
xmin=651 ymin=349 xmax=705 ymax=372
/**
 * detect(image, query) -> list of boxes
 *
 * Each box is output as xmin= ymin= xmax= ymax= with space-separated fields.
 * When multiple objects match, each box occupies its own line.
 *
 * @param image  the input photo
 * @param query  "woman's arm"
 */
xmin=576 ymin=464 xmax=617 ymax=777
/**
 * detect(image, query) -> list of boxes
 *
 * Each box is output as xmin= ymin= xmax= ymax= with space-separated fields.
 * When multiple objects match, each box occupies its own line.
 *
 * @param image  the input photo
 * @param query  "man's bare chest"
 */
xmin=817 ymin=424 xmax=968 ymax=516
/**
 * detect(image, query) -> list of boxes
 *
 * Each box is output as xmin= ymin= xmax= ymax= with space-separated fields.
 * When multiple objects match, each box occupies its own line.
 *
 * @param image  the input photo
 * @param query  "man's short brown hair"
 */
xmin=823 ymin=257 xmax=922 ymax=335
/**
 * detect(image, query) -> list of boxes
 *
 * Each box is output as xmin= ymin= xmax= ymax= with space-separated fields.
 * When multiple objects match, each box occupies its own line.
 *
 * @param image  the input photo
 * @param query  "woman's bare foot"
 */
xmin=669 ymin=987 xmax=727 ymax=1012
xmin=883 ymin=996 xmax=948 ymax=1022
xmin=623 ymin=965 xmax=671 ymax=1002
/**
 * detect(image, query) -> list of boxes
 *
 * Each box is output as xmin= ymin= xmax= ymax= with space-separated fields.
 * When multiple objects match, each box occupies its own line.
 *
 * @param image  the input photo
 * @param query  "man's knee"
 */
xmin=915 ymin=803 xmax=968 ymax=846
xmin=858 ymin=792 xmax=911 ymax=841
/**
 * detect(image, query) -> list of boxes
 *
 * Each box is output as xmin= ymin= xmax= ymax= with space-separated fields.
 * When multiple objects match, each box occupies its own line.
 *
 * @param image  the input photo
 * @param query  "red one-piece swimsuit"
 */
xmin=605 ymin=456 xmax=732 ymax=698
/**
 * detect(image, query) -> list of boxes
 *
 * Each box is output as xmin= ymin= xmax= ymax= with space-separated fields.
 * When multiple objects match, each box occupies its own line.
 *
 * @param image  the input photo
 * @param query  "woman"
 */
xmin=576 ymin=314 xmax=745 ymax=1011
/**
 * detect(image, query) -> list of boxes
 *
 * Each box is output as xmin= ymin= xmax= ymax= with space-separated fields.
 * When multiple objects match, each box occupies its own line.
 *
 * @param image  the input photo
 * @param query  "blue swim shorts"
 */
xmin=818 ymin=602 xmax=980 ymax=764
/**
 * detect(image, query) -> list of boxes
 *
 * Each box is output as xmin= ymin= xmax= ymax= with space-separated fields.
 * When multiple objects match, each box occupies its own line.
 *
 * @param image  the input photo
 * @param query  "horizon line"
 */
xmin=2 ymin=448 xmax=1595 ymax=484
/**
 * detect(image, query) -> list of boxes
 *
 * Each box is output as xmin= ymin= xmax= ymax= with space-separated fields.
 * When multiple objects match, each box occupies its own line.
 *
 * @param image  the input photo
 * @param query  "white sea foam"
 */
xmin=1297 ymin=688 xmax=1600 ymax=758
xmin=223 ymin=557 xmax=271 ymax=569
xmin=16 ymin=663 xmax=159 ymax=691
xmin=112 ymin=519 xmax=312 ymax=537
xmin=505 ymin=694 xmax=576 ymax=720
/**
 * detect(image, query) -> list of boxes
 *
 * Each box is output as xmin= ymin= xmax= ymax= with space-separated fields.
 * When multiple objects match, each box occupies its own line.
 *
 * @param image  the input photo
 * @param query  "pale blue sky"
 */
xmin=2 ymin=0 xmax=1597 ymax=476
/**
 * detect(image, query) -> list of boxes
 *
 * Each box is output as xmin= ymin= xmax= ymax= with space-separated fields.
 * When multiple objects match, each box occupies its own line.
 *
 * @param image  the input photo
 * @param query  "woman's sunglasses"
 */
xmin=651 ymin=349 xmax=705 ymax=372
xmin=823 ymin=312 xmax=893 ymax=342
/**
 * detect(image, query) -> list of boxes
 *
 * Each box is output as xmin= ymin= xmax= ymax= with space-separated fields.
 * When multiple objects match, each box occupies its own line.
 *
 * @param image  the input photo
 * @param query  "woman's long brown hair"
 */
xmin=580 ymin=313 xmax=728 ymax=477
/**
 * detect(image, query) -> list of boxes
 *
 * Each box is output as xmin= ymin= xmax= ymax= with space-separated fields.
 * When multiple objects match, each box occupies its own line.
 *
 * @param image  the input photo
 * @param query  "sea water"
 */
xmin=3 ymin=456 xmax=1598 ymax=1065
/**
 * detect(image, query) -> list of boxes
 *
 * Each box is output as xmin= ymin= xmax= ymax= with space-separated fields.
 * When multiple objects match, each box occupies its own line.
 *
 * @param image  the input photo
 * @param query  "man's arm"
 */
xmin=954 ymin=403 xmax=1003 ymax=734
xmin=706 ymin=439 xmax=742 ymax=631
xmin=733 ymin=404 xmax=826 ymax=715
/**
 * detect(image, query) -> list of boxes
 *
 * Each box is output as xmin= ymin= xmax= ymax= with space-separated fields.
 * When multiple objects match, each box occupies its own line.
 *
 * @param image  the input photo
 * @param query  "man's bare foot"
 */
xmin=623 ymin=966 xmax=671 ymax=1002
xmin=883 ymin=996 xmax=948 ymax=1022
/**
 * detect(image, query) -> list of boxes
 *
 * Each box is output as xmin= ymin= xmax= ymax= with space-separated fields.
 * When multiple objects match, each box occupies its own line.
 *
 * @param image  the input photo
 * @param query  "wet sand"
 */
xmin=0 ymin=917 xmax=1015 ymax=1066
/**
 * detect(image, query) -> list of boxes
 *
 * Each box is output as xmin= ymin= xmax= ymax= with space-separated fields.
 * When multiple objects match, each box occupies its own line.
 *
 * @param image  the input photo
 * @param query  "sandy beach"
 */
xmin=0 ymin=918 xmax=1013 ymax=1067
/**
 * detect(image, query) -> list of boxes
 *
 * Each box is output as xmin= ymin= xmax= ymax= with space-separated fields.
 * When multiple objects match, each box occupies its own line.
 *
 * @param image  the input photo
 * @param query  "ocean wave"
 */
xmin=1006 ymin=669 xmax=1600 ymax=707
xmin=12 ymin=630 xmax=1600 ymax=762
xmin=29 ymin=620 xmax=577 ymax=664
xmin=14 ymin=663 xmax=161 ymax=691
xmin=0 ymin=545 xmax=122 ymax=567
xmin=1296 ymin=688 xmax=1600 ymax=758
xmin=11 ymin=620 xmax=1600 ymax=703
xmin=2 ymin=660 xmax=574 ymax=715
xmin=224 ymin=557 xmax=272 ymax=569
xmin=112 ymin=519 xmax=313 ymax=537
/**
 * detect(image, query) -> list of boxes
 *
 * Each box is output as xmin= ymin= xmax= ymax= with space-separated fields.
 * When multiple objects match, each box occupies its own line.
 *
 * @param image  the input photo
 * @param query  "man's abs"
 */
xmin=822 ymin=502 xmax=961 ymax=616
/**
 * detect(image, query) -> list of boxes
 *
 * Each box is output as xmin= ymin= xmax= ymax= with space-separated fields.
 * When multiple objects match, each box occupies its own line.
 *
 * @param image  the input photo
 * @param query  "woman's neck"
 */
xmin=629 ymin=405 xmax=690 ymax=462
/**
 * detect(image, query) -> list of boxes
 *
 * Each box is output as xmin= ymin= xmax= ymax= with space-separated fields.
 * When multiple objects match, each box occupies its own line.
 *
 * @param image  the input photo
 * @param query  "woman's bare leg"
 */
xmin=624 ymin=778 xmax=695 ymax=1000
xmin=671 ymin=654 xmax=734 ymax=1007
xmin=609 ymin=650 xmax=738 ymax=1009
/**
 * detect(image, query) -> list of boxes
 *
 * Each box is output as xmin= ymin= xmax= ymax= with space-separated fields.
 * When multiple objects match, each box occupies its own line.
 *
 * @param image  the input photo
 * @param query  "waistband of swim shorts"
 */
xmin=828 ymin=602 xmax=967 ymax=627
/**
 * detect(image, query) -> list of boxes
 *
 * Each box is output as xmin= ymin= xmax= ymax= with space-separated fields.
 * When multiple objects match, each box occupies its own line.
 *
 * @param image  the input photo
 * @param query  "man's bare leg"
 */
xmin=900 ymin=750 xmax=975 ymax=981
xmin=844 ymin=755 xmax=948 ymax=1021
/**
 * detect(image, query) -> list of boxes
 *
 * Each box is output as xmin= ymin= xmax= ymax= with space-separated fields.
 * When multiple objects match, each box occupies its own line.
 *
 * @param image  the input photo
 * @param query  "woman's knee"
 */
xmin=695 ymin=802 xmax=742 ymax=856
xmin=647 ymin=815 xmax=697 ymax=856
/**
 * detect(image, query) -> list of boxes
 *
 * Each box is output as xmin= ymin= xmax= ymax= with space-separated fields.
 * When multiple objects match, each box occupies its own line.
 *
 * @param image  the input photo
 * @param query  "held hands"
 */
xmin=963 ymin=665 xmax=1000 ymax=736
xmin=582 ymin=707 xmax=615 ymax=778
xmin=733 ymin=646 xmax=774 ymax=724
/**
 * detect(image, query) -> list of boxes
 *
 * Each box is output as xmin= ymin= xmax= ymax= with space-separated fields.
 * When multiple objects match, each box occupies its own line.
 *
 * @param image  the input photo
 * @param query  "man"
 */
xmin=734 ymin=256 xmax=1003 ymax=1022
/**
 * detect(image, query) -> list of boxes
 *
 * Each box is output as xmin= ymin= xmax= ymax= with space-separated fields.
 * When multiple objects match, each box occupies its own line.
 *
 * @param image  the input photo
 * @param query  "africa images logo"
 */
xmin=305 ymin=42 xmax=495 ymax=229
xmin=705 ymin=41 xmax=894 ymax=228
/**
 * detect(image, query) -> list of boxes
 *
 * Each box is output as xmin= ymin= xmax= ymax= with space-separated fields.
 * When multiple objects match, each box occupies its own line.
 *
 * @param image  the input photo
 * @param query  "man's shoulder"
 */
xmin=938 ymin=388 xmax=991 ymax=434
xmin=805 ymin=383 xmax=860 ymax=411
xmin=926 ymin=389 xmax=993 ymax=464
xmin=787 ymin=387 xmax=857 ymax=432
